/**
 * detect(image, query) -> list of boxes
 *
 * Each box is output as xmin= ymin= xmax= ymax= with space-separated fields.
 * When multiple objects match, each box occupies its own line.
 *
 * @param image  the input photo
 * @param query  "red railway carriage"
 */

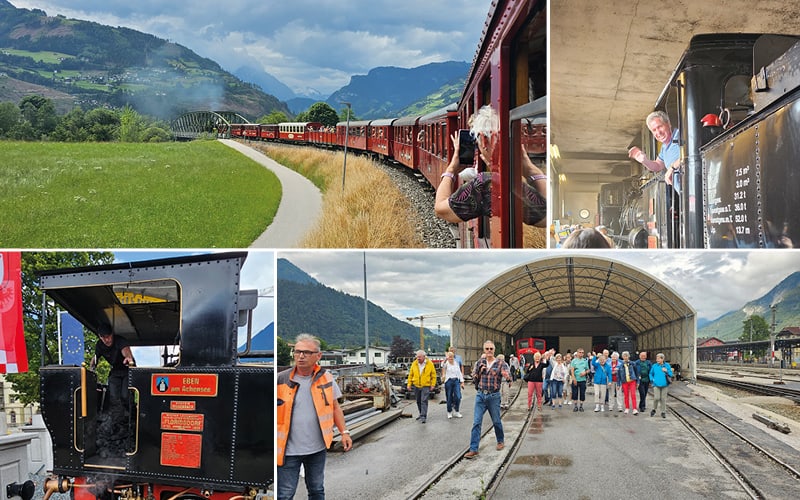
xmin=259 ymin=123 xmax=279 ymax=140
xmin=392 ymin=115 xmax=420 ymax=170
xmin=458 ymin=0 xmax=547 ymax=248
xmin=369 ymin=118 xmax=395 ymax=159
xmin=417 ymin=104 xmax=458 ymax=189
xmin=337 ymin=119 xmax=371 ymax=151
xmin=308 ymin=125 xmax=336 ymax=147
xmin=279 ymin=121 xmax=322 ymax=141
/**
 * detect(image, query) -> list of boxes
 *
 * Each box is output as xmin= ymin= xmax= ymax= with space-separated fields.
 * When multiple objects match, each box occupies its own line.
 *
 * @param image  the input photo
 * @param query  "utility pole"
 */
xmin=770 ymin=305 xmax=777 ymax=371
xmin=363 ymin=252 xmax=369 ymax=367
xmin=341 ymin=102 xmax=351 ymax=191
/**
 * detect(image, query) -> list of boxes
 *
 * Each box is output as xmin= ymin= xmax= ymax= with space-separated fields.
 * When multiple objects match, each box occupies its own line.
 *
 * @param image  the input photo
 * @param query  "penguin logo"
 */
xmin=156 ymin=377 xmax=169 ymax=392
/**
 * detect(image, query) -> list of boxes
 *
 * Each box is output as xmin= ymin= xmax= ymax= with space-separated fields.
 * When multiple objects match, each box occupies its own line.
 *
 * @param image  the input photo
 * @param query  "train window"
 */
xmin=440 ymin=124 xmax=447 ymax=160
xmin=511 ymin=98 xmax=547 ymax=248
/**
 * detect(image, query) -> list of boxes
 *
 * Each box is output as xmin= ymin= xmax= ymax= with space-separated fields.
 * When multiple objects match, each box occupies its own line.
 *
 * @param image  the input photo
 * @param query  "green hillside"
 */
xmin=698 ymin=271 xmax=800 ymax=340
xmin=276 ymin=259 xmax=448 ymax=352
xmin=0 ymin=1 xmax=288 ymax=120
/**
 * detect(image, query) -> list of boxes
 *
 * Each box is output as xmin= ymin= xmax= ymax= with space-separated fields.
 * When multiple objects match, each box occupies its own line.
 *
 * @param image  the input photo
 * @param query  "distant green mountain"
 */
xmin=277 ymin=258 xmax=448 ymax=351
xmin=326 ymin=62 xmax=469 ymax=120
xmin=698 ymin=271 xmax=800 ymax=341
xmin=0 ymin=0 xmax=289 ymax=120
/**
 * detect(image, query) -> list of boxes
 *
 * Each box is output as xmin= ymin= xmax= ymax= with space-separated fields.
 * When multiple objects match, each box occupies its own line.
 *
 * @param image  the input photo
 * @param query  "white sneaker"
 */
xmin=447 ymin=412 xmax=452 ymax=419
xmin=454 ymin=412 xmax=463 ymax=418
xmin=600 ymin=406 xmax=605 ymax=412
xmin=594 ymin=405 xmax=600 ymax=412
xmin=624 ymin=409 xmax=629 ymax=414
xmin=633 ymin=409 xmax=639 ymax=415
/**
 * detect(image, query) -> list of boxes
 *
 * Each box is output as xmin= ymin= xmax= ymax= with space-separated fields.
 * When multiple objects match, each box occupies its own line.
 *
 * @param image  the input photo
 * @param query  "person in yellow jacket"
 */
xmin=406 ymin=349 xmax=437 ymax=423
xmin=277 ymin=334 xmax=352 ymax=500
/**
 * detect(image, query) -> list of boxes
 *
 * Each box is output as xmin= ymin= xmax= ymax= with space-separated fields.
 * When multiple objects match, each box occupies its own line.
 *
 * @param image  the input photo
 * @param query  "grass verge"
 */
xmin=254 ymin=143 xmax=423 ymax=248
xmin=0 ymin=140 xmax=281 ymax=247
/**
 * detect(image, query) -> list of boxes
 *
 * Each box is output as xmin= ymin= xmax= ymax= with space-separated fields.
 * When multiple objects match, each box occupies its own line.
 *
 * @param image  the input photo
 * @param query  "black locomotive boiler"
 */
xmin=603 ymin=33 xmax=800 ymax=249
xmin=36 ymin=252 xmax=271 ymax=500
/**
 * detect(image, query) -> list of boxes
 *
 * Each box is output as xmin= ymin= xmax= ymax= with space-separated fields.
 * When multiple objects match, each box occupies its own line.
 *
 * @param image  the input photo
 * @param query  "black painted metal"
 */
xmin=703 ymin=38 xmax=800 ymax=248
xmin=36 ymin=253 xmax=272 ymax=490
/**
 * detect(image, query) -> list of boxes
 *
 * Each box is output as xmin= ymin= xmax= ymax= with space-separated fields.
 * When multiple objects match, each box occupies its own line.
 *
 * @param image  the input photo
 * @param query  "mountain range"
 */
xmin=0 ymin=0 xmax=289 ymax=119
xmin=698 ymin=271 xmax=800 ymax=341
xmin=276 ymin=258 xmax=448 ymax=352
xmin=235 ymin=61 xmax=469 ymax=119
xmin=1 ymin=0 xmax=468 ymax=122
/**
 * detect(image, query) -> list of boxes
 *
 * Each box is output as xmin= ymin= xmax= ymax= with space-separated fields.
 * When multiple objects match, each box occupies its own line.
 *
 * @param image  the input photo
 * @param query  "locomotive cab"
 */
xmin=36 ymin=252 xmax=272 ymax=498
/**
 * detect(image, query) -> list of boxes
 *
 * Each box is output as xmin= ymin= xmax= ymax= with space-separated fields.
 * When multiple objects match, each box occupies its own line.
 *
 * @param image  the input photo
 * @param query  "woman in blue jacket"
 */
xmin=649 ymin=353 xmax=674 ymax=418
xmin=590 ymin=352 xmax=612 ymax=412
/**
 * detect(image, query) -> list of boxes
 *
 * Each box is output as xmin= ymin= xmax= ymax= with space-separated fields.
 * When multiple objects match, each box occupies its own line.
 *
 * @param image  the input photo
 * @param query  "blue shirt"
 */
xmin=570 ymin=357 xmax=590 ymax=382
xmin=658 ymin=128 xmax=681 ymax=193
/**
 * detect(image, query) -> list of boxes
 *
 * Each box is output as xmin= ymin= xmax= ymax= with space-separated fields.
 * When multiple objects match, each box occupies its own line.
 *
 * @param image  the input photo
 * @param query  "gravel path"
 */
xmin=372 ymin=161 xmax=457 ymax=248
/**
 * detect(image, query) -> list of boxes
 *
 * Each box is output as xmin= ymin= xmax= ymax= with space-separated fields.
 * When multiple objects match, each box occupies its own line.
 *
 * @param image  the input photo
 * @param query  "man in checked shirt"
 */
xmin=464 ymin=340 xmax=513 ymax=459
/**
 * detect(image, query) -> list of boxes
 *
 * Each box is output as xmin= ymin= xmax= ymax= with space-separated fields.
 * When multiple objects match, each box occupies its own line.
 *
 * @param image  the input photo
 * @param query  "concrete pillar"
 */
xmin=0 ymin=433 xmax=33 ymax=496
xmin=20 ymin=415 xmax=53 ymax=474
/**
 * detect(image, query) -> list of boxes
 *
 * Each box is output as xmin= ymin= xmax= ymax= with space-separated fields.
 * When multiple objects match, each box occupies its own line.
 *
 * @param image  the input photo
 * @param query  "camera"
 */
xmin=458 ymin=129 xmax=476 ymax=165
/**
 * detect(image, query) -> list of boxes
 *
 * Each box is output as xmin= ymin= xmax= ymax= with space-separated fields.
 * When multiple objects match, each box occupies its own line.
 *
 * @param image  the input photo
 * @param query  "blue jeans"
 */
xmin=542 ymin=378 xmax=550 ymax=402
xmin=445 ymin=378 xmax=461 ymax=412
xmin=277 ymin=449 xmax=327 ymax=500
xmin=549 ymin=380 xmax=564 ymax=402
xmin=469 ymin=391 xmax=503 ymax=452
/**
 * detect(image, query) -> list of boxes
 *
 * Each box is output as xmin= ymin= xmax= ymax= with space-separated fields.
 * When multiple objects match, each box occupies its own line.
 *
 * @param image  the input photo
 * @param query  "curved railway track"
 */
xmin=669 ymin=393 xmax=800 ymax=499
xmin=408 ymin=383 xmax=533 ymax=499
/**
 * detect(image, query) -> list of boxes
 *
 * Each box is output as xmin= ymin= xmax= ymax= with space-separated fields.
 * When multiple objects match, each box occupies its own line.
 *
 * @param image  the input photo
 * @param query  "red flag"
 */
xmin=0 ymin=252 xmax=28 ymax=373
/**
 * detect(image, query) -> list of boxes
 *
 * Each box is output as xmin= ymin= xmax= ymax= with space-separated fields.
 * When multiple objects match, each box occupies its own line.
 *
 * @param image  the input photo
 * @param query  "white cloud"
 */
xmin=278 ymin=250 xmax=800 ymax=324
xmin=13 ymin=0 xmax=488 ymax=95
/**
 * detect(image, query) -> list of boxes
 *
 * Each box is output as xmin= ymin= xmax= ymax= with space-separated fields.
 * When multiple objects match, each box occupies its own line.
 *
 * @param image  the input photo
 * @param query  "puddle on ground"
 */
xmin=513 ymin=454 xmax=573 ymax=467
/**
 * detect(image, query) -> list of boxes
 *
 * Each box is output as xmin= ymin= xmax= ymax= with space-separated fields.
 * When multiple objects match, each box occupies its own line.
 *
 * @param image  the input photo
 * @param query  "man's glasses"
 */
xmin=484 ymin=347 xmax=494 ymax=350
xmin=294 ymin=350 xmax=320 ymax=357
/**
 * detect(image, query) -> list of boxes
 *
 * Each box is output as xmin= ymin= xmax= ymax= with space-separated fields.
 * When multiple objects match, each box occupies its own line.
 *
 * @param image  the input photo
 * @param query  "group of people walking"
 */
xmin=408 ymin=342 xmax=675 ymax=463
xmin=521 ymin=347 xmax=675 ymax=417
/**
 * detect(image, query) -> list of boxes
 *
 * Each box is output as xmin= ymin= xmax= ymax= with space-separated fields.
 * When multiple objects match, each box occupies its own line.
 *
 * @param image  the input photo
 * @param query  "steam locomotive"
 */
xmin=35 ymin=252 xmax=271 ymax=500
xmin=602 ymin=33 xmax=800 ymax=249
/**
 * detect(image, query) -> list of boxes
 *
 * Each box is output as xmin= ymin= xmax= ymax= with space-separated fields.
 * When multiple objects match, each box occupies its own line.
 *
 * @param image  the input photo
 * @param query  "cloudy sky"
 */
xmin=278 ymin=250 xmax=800 ymax=333
xmin=12 ymin=0 xmax=489 ymax=96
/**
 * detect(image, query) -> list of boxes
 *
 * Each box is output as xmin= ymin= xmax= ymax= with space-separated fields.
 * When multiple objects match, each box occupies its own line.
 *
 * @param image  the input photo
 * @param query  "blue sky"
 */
xmin=12 ymin=0 xmax=489 ymax=96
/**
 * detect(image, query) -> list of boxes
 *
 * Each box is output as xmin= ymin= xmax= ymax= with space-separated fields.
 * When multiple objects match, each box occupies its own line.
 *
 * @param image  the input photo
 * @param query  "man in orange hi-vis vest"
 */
xmin=277 ymin=334 xmax=352 ymax=500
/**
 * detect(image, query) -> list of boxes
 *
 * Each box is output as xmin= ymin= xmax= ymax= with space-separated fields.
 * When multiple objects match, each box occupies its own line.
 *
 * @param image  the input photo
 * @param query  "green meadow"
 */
xmin=0 ymin=141 xmax=281 ymax=248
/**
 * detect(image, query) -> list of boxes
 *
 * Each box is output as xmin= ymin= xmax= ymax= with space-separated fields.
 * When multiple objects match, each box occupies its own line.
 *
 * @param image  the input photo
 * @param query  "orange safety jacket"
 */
xmin=276 ymin=364 xmax=337 ymax=466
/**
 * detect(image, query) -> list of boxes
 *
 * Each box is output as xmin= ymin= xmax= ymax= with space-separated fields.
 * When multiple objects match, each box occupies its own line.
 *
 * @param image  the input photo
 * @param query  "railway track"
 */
xmin=408 ymin=382 xmax=532 ymax=499
xmin=696 ymin=373 xmax=800 ymax=403
xmin=669 ymin=393 xmax=800 ymax=499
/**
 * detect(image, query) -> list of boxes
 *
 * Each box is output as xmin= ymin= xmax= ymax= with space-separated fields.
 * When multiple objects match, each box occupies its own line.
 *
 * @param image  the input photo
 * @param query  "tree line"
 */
xmin=0 ymin=94 xmax=172 ymax=142
xmin=257 ymin=102 xmax=358 ymax=127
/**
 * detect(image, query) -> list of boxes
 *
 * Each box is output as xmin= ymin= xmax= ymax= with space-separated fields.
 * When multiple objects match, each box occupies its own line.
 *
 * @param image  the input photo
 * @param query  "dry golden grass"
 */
xmin=254 ymin=144 xmax=424 ymax=248
xmin=524 ymin=225 xmax=547 ymax=248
